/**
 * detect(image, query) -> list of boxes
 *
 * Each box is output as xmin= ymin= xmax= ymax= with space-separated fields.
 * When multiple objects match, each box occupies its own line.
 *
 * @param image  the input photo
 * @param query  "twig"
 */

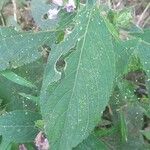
xmin=108 ymin=105 xmax=113 ymax=116
xmin=0 ymin=11 xmax=6 ymax=26
xmin=108 ymin=0 xmax=112 ymax=9
xmin=137 ymin=2 xmax=150 ymax=27
xmin=12 ymin=0 xmax=17 ymax=22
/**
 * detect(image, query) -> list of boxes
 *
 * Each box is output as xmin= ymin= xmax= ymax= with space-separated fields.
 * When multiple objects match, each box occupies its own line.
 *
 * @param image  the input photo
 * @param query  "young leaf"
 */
xmin=40 ymin=6 xmax=115 ymax=150
xmin=0 ymin=27 xmax=55 ymax=71
xmin=0 ymin=110 xmax=41 ymax=143
xmin=0 ymin=70 xmax=36 ymax=88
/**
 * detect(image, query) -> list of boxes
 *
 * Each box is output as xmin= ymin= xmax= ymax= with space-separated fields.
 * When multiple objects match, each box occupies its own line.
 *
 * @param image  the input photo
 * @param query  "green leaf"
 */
xmin=121 ymin=105 xmax=144 ymax=149
xmin=19 ymin=93 xmax=39 ymax=103
xmin=114 ymin=39 xmax=138 ymax=78
xmin=124 ymin=29 xmax=150 ymax=95
xmin=114 ymin=8 xmax=133 ymax=29
xmin=119 ymin=109 xmax=128 ymax=142
xmin=40 ymin=6 xmax=115 ymax=150
xmin=109 ymin=84 xmax=145 ymax=149
xmin=0 ymin=70 xmax=36 ymax=88
xmin=104 ymin=18 xmax=119 ymax=39
xmin=0 ymin=110 xmax=41 ymax=143
xmin=0 ymin=27 xmax=55 ymax=71
xmin=136 ymin=40 xmax=150 ymax=94
xmin=74 ymin=134 xmax=108 ymax=150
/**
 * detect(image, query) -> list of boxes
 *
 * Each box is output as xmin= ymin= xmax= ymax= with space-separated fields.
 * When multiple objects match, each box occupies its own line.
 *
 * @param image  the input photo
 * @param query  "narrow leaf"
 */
xmin=1 ymin=70 xmax=36 ymax=88
xmin=120 ymin=110 xmax=128 ymax=142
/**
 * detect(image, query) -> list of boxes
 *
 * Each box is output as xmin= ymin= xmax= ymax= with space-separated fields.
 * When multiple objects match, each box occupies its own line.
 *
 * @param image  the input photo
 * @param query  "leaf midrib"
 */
xmin=57 ymin=8 xmax=94 ymax=149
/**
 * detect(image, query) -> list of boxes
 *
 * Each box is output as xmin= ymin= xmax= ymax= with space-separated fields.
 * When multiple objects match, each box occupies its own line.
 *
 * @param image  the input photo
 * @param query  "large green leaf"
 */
xmin=40 ymin=6 xmax=115 ymax=150
xmin=0 ymin=27 xmax=55 ymax=71
xmin=0 ymin=110 xmax=41 ymax=144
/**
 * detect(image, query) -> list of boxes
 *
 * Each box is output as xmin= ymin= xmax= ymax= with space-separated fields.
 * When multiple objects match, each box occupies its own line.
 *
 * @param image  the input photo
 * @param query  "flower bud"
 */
xmin=52 ymin=0 xmax=63 ymax=6
xmin=65 ymin=0 xmax=76 ymax=12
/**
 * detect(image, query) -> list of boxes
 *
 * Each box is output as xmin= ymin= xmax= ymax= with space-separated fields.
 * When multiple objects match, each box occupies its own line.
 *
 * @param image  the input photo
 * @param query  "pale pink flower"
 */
xmin=19 ymin=144 xmax=27 ymax=150
xmin=47 ymin=8 xmax=60 ymax=19
xmin=52 ymin=0 xmax=63 ymax=6
xmin=35 ymin=131 xmax=49 ymax=150
xmin=65 ymin=0 xmax=76 ymax=12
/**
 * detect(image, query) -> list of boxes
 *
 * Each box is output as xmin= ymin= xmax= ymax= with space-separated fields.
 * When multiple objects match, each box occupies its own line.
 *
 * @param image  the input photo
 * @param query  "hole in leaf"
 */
xmin=56 ymin=57 xmax=66 ymax=73
xmin=42 ymin=13 xmax=48 ymax=20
